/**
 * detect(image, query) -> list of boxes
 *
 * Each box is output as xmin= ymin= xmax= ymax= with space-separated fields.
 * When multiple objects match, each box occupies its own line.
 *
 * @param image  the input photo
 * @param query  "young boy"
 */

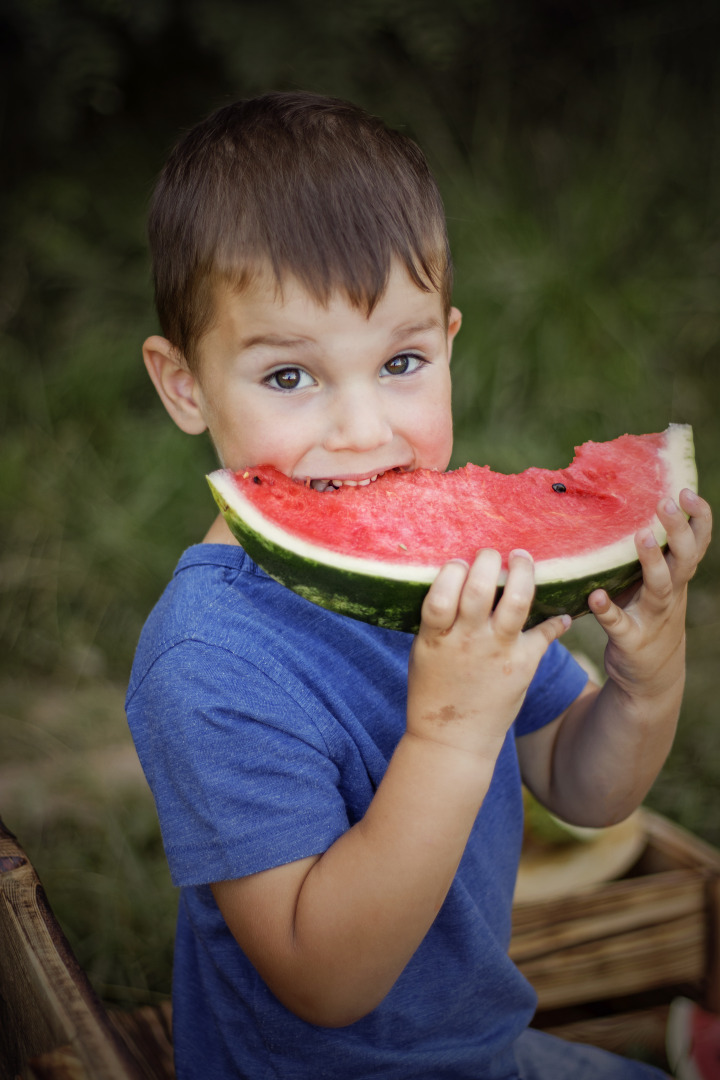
xmin=126 ymin=91 xmax=711 ymax=1079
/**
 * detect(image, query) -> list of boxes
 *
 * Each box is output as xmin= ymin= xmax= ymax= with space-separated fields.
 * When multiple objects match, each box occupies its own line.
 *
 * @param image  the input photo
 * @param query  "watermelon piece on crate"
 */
xmin=207 ymin=424 xmax=697 ymax=633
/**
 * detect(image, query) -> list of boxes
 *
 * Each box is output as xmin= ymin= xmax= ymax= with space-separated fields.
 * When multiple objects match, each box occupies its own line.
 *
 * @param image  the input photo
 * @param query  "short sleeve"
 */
xmin=127 ymin=640 xmax=351 ymax=887
xmin=514 ymin=640 xmax=589 ymax=738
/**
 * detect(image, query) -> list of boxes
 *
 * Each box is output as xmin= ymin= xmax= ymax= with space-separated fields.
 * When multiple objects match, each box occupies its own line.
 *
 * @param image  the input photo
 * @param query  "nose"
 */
xmin=323 ymin=386 xmax=394 ymax=453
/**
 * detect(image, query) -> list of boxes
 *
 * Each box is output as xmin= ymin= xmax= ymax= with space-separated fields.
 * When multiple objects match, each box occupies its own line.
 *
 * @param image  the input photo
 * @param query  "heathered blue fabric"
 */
xmin=126 ymin=543 xmax=610 ymax=1080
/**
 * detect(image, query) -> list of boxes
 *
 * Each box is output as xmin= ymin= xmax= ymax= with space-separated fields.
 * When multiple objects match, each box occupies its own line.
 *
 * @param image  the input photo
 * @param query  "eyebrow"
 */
xmin=389 ymin=318 xmax=445 ymax=342
xmin=238 ymin=317 xmax=444 ymax=354
xmin=238 ymin=333 xmax=313 ymax=352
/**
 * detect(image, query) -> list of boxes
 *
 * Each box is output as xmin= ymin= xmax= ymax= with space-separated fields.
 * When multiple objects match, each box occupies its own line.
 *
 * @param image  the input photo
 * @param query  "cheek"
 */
xmin=429 ymin=420 xmax=454 ymax=465
xmin=215 ymin=399 xmax=315 ymax=472
xmin=411 ymin=398 xmax=454 ymax=466
xmin=204 ymin=399 xmax=260 ymax=468
xmin=430 ymin=385 xmax=454 ymax=459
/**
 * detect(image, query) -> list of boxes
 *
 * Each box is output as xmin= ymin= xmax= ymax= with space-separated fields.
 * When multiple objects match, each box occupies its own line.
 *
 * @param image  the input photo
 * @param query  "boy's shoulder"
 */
xmin=126 ymin=543 xmax=265 ymax=695
xmin=142 ymin=542 xmax=252 ymax=633
xmin=126 ymin=543 xmax=412 ymax=707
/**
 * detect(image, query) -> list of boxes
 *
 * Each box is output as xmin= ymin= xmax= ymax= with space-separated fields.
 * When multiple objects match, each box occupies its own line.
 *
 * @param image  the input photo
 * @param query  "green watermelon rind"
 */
xmin=207 ymin=424 xmax=697 ymax=634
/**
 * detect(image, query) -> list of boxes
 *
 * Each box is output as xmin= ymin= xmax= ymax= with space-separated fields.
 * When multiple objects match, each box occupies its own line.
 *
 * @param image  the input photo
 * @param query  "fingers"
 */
xmin=588 ymin=588 xmax=628 ymax=636
xmin=457 ymin=549 xmax=504 ymax=621
xmin=421 ymin=548 xmax=532 ymax=637
xmin=589 ymin=490 xmax=712 ymax=637
xmin=421 ymin=548 xmax=574 ymax=646
xmin=492 ymin=551 xmax=572 ymax=649
xmin=420 ymin=559 xmax=471 ymax=633
xmin=456 ymin=548 xmax=536 ymax=640
xmin=652 ymin=491 xmax=710 ymax=583
xmin=615 ymin=490 xmax=711 ymax=622
xmin=589 ymin=523 xmax=675 ymax=632
xmin=490 ymin=550 xmax=536 ymax=639
xmin=633 ymin=527 xmax=674 ymax=613
xmin=529 ymin=612 xmax=574 ymax=648
xmin=674 ymin=489 xmax=712 ymax=570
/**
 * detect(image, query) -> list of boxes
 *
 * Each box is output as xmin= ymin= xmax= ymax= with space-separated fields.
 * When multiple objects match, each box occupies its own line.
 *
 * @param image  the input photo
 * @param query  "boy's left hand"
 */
xmin=588 ymin=488 xmax=712 ymax=698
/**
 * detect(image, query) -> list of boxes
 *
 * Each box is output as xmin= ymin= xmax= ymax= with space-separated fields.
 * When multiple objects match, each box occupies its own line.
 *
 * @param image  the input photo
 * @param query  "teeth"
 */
xmin=308 ymin=471 xmax=386 ymax=491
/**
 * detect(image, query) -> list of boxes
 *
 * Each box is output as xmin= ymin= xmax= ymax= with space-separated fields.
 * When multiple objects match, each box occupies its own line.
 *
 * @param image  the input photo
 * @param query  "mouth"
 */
xmin=299 ymin=467 xmax=410 ymax=493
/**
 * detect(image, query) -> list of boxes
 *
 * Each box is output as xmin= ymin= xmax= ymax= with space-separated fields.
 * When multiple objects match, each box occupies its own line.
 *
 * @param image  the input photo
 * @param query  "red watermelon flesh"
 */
xmin=229 ymin=432 xmax=668 ymax=567
xmin=207 ymin=425 xmax=696 ymax=632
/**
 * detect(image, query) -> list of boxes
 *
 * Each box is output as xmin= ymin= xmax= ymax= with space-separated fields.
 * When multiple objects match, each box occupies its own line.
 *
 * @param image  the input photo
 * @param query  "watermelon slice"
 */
xmin=207 ymin=424 xmax=697 ymax=633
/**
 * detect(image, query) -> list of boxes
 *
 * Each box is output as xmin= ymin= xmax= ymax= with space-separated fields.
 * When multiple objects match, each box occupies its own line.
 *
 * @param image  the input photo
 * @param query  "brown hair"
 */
xmin=147 ymin=91 xmax=453 ymax=369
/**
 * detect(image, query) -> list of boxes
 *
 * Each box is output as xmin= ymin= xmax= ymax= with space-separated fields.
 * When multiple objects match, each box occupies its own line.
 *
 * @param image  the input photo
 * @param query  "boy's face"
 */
xmin=145 ymin=262 xmax=461 ymax=493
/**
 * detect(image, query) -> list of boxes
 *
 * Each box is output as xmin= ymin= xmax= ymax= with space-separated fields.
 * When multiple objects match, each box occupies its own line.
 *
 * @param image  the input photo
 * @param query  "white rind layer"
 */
xmin=209 ymin=424 xmax=697 ymax=587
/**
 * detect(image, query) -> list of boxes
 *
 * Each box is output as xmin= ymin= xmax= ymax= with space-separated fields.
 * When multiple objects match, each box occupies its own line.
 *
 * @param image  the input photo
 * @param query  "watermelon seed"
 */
xmin=253 ymin=476 xmax=262 ymax=484
xmin=552 ymin=483 xmax=567 ymax=493
xmin=398 ymin=543 xmax=408 ymax=550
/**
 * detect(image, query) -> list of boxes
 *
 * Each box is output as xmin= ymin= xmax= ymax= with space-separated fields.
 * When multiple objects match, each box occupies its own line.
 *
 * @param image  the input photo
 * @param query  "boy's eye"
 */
xmin=266 ymin=367 xmax=314 ymax=391
xmin=382 ymin=353 xmax=424 ymax=377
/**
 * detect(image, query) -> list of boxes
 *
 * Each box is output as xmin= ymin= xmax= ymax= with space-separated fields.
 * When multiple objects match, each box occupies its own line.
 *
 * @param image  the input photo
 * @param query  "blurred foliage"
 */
xmin=0 ymin=0 xmax=718 ymax=847
xmin=0 ymin=677 xmax=176 ymax=1003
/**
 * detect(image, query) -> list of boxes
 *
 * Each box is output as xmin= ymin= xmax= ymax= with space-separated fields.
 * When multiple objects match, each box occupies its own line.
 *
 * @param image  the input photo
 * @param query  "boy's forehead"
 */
xmin=211 ymin=260 xmax=446 ymax=334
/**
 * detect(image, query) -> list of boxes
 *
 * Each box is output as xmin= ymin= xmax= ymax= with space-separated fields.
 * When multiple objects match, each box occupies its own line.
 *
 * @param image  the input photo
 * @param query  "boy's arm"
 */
xmin=212 ymin=550 xmax=572 ymax=1028
xmin=518 ymin=488 xmax=712 ymax=827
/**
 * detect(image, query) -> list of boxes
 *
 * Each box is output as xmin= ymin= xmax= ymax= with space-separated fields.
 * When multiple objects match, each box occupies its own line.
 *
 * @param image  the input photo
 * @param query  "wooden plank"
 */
xmin=517 ymin=913 xmax=706 ymax=1010
xmin=0 ymin=889 xmax=69 ymax=1074
xmin=0 ymin=818 xmax=141 ymax=1080
xmin=639 ymin=811 xmax=720 ymax=875
xmin=25 ymin=1045 xmax=91 ymax=1080
xmin=706 ymin=876 xmax=720 ymax=1013
xmin=540 ymin=1005 xmax=670 ymax=1061
xmin=511 ymin=874 xmax=705 ymax=962
xmin=513 ymin=867 xmax=703 ymax=930
xmin=108 ymin=1004 xmax=175 ymax=1080
xmin=28 ymin=1005 xmax=176 ymax=1080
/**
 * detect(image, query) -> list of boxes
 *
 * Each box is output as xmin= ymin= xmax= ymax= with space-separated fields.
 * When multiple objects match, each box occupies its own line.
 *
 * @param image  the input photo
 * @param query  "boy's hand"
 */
xmin=588 ymin=489 xmax=712 ymax=698
xmin=407 ymin=549 xmax=571 ymax=761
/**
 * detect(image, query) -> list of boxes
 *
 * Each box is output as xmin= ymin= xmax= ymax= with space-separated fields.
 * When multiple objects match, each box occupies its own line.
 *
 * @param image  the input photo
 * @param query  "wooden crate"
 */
xmin=511 ymin=809 xmax=720 ymax=1056
xmin=0 ymin=816 xmax=174 ymax=1079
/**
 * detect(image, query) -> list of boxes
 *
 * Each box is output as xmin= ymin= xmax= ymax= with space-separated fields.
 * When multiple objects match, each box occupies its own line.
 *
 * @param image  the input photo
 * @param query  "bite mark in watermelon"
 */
xmin=207 ymin=424 xmax=697 ymax=633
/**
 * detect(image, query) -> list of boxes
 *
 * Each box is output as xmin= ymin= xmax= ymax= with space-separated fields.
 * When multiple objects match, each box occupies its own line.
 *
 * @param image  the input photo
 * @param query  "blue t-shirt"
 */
xmin=126 ymin=544 xmax=588 ymax=1080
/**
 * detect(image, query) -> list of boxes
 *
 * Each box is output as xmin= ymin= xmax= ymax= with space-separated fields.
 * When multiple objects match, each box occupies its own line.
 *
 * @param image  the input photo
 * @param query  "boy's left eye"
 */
xmin=382 ymin=353 xmax=425 ymax=377
xmin=265 ymin=367 xmax=315 ymax=391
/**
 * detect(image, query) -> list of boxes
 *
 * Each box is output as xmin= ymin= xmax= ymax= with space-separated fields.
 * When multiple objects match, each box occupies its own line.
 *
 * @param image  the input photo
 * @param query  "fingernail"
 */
xmin=664 ymin=498 xmax=678 ymax=514
xmin=510 ymin=548 xmax=533 ymax=561
xmin=683 ymin=488 xmax=700 ymax=504
xmin=641 ymin=528 xmax=658 ymax=548
xmin=561 ymin=614 xmax=572 ymax=628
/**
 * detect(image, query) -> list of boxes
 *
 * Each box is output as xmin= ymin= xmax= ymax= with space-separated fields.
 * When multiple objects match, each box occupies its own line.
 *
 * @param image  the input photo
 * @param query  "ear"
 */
xmin=142 ymin=335 xmax=208 ymax=435
xmin=446 ymin=306 xmax=462 ymax=360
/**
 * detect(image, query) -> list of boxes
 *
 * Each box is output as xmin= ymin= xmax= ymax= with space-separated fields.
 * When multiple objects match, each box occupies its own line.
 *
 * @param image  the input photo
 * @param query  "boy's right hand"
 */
xmin=407 ymin=549 xmax=572 ymax=762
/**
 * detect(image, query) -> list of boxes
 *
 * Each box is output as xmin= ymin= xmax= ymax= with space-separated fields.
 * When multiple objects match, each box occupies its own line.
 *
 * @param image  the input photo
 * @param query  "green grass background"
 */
xmin=1 ymin=0 xmax=718 ymax=1009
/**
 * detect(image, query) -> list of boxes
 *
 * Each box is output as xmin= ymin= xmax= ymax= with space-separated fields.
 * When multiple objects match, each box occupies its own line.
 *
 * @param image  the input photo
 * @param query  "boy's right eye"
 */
xmin=265 ymin=367 xmax=314 ymax=391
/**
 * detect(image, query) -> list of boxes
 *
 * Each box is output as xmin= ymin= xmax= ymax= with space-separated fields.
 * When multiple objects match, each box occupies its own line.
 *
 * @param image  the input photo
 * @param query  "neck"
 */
xmin=202 ymin=514 xmax=240 ymax=545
